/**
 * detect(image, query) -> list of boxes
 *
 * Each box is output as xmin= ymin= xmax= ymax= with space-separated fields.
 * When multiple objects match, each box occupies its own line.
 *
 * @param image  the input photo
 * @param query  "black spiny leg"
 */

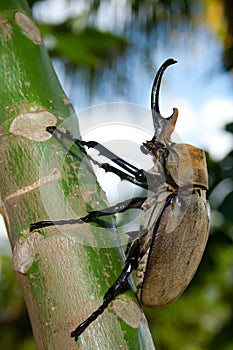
xmin=46 ymin=126 xmax=148 ymax=189
xmin=71 ymin=240 xmax=140 ymax=341
xmin=30 ymin=196 xmax=146 ymax=231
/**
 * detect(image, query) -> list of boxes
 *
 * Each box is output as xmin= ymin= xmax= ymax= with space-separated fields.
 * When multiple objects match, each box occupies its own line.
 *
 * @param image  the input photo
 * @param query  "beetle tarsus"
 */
xmin=46 ymin=125 xmax=56 ymax=134
xmin=71 ymin=241 xmax=140 ymax=341
xmin=71 ymin=300 xmax=109 ymax=341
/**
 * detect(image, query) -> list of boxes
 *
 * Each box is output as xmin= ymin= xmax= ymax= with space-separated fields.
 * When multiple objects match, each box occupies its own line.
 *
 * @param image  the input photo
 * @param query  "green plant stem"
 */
xmin=0 ymin=1 xmax=155 ymax=349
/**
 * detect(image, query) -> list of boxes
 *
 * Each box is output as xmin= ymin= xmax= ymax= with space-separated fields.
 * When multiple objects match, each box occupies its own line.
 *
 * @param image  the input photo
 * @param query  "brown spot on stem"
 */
xmin=13 ymin=231 xmax=44 ymax=274
xmin=0 ymin=14 xmax=13 ymax=41
xmin=14 ymin=12 xmax=41 ymax=45
xmin=63 ymin=98 xmax=71 ymax=106
xmin=9 ymin=111 xmax=57 ymax=141
xmin=112 ymin=299 xmax=142 ymax=328
xmin=4 ymin=168 xmax=61 ymax=202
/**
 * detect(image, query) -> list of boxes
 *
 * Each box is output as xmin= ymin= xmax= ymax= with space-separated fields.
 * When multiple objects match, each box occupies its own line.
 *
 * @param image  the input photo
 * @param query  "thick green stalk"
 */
xmin=0 ymin=1 xmax=155 ymax=349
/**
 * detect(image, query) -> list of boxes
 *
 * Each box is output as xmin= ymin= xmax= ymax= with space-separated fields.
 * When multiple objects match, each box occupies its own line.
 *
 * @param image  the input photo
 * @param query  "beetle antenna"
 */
xmin=151 ymin=58 xmax=177 ymax=118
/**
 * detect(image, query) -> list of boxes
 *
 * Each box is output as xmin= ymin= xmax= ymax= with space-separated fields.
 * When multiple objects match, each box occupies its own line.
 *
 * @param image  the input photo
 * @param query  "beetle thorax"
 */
xmin=144 ymin=139 xmax=166 ymax=158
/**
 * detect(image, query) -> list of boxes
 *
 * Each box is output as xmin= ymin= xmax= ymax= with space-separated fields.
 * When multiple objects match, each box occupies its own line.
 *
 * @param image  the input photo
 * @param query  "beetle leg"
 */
xmin=88 ymin=160 xmax=148 ymax=189
xmin=30 ymin=197 xmax=146 ymax=231
xmin=82 ymin=140 xmax=147 ymax=184
xmin=124 ymin=230 xmax=142 ymax=255
xmin=71 ymin=240 xmax=140 ymax=340
xmin=47 ymin=126 xmax=148 ymax=187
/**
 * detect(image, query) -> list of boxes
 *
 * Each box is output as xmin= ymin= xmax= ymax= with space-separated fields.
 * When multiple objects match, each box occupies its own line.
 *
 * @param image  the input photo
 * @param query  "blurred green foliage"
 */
xmin=40 ymin=24 xmax=127 ymax=67
xmin=1 ymin=0 xmax=232 ymax=349
xmin=0 ymin=255 xmax=35 ymax=350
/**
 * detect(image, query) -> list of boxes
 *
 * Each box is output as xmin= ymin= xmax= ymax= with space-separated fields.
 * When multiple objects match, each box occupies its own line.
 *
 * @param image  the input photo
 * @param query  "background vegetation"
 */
xmin=0 ymin=0 xmax=232 ymax=349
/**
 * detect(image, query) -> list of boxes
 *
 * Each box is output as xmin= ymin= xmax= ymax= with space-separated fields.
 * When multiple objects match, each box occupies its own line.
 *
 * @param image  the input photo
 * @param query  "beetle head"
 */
xmin=141 ymin=59 xmax=178 ymax=155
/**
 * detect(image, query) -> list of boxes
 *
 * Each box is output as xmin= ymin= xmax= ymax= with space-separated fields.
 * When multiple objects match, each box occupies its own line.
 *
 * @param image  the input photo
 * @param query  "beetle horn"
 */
xmin=151 ymin=58 xmax=177 ymax=125
xmin=150 ymin=59 xmax=179 ymax=141
xmin=167 ymin=107 xmax=178 ymax=126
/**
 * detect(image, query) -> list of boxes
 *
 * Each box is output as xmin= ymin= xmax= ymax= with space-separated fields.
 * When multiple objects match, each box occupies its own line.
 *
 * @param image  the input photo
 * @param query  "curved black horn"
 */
xmin=151 ymin=58 xmax=177 ymax=116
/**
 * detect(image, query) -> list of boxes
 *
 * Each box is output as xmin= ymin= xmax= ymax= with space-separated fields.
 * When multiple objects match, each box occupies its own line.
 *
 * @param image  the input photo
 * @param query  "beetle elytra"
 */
xmin=30 ymin=58 xmax=210 ymax=340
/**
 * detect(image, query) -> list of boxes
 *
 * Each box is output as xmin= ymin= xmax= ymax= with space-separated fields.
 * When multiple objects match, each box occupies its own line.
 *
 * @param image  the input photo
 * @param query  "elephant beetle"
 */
xmin=30 ymin=58 xmax=210 ymax=340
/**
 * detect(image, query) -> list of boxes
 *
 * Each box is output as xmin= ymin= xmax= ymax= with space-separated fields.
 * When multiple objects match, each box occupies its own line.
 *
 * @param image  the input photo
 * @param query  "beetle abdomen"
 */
xmin=137 ymin=193 xmax=209 ymax=307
